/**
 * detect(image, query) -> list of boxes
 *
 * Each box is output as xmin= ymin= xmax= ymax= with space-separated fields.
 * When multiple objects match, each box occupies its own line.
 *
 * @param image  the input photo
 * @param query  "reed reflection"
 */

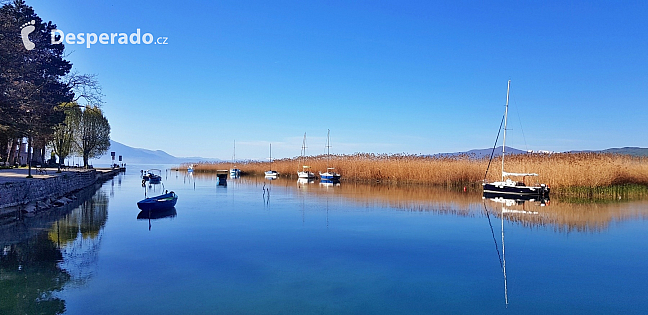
xmin=187 ymin=174 xmax=648 ymax=233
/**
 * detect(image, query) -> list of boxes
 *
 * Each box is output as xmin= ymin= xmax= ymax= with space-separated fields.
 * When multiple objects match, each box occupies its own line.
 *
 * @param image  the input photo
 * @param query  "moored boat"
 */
xmin=265 ymin=143 xmax=279 ymax=178
xmin=230 ymin=140 xmax=240 ymax=178
xmin=297 ymin=133 xmax=316 ymax=179
xmin=318 ymin=130 xmax=341 ymax=181
xmin=137 ymin=191 xmax=178 ymax=211
xmin=319 ymin=168 xmax=340 ymax=180
xmin=482 ymin=80 xmax=549 ymax=199
xmin=216 ymin=170 xmax=228 ymax=185
xmin=147 ymin=169 xmax=162 ymax=183
xmin=298 ymin=165 xmax=316 ymax=179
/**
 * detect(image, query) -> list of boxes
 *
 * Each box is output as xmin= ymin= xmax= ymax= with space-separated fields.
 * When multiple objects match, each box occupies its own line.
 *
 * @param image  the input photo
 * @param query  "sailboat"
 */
xmin=230 ymin=140 xmax=241 ymax=178
xmin=265 ymin=143 xmax=279 ymax=178
xmin=319 ymin=129 xmax=341 ymax=181
xmin=297 ymin=133 xmax=316 ymax=179
xmin=482 ymin=81 xmax=550 ymax=199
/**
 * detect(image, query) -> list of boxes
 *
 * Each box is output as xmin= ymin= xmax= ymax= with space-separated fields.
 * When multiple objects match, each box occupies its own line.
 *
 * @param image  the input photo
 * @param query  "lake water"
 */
xmin=2 ymin=166 xmax=648 ymax=314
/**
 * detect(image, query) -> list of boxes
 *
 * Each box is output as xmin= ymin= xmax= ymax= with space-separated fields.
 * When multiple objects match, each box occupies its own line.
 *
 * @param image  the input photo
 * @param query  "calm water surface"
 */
xmin=2 ymin=166 xmax=648 ymax=314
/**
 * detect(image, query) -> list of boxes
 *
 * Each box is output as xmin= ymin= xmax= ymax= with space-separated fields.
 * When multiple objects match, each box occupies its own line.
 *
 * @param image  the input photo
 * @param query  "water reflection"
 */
xmin=319 ymin=179 xmax=341 ymax=187
xmin=137 ymin=208 xmax=177 ymax=220
xmin=51 ymin=190 xmax=108 ymax=287
xmin=5 ymin=171 xmax=648 ymax=313
xmin=0 ymin=232 xmax=68 ymax=315
xmin=0 ymin=189 xmax=108 ymax=315
xmin=297 ymin=178 xmax=315 ymax=185
xmin=197 ymin=176 xmax=648 ymax=233
xmin=137 ymin=208 xmax=177 ymax=231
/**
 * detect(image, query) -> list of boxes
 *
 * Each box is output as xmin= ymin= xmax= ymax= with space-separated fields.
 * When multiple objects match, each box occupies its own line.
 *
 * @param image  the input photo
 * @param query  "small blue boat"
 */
xmin=137 ymin=192 xmax=178 ymax=211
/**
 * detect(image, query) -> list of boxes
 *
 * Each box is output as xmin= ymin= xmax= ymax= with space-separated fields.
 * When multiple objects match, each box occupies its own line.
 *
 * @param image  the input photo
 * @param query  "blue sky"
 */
xmin=28 ymin=0 xmax=648 ymax=160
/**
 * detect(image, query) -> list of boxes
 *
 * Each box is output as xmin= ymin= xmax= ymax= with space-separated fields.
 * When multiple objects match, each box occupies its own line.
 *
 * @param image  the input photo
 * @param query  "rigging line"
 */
xmin=512 ymin=95 xmax=529 ymax=152
xmin=483 ymin=200 xmax=503 ymax=269
xmin=484 ymin=114 xmax=505 ymax=181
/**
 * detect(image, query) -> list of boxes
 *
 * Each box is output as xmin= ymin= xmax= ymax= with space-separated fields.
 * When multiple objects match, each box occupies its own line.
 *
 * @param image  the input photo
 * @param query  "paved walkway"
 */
xmin=0 ymin=168 xmax=113 ymax=184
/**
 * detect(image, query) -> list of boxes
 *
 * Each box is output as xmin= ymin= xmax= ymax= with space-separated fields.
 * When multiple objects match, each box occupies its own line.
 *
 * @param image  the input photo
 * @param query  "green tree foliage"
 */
xmin=0 ymin=0 xmax=72 ymax=131
xmin=50 ymin=102 xmax=80 ymax=169
xmin=71 ymin=106 xmax=110 ymax=168
xmin=1 ymin=1 xmax=108 ymax=166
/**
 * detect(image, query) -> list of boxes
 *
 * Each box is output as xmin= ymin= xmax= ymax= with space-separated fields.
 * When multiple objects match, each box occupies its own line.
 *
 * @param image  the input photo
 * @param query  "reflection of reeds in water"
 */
xmin=309 ymin=181 xmax=484 ymax=217
xmin=193 ymin=175 xmax=648 ymax=232
xmin=485 ymin=198 xmax=648 ymax=233
xmin=181 ymin=153 xmax=648 ymax=198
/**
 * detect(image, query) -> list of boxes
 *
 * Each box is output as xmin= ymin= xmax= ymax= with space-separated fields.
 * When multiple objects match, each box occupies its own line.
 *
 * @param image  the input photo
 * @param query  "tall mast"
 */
xmin=501 ymin=80 xmax=510 ymax=182
xmin=326 ymin=129 xmax=331 ymax=169
xmin=302 ymin=133 xmax=307 ymax=169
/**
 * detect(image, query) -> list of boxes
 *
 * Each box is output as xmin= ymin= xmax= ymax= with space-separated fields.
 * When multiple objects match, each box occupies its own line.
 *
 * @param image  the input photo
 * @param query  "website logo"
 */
xmin=51 ymin=28 xmax=168 ymax=48
xmin=20 ymin=20 xmax=36 ymax=50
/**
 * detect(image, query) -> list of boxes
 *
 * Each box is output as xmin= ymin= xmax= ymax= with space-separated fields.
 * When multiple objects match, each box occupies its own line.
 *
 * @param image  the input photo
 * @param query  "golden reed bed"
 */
xmin=181 ymin=152 xmax=648 ymax=197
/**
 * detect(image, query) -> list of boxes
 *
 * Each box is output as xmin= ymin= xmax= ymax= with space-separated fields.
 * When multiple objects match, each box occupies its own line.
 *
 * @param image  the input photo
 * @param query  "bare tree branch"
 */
xmin=63 ymin=71 xmax=104 ymax=106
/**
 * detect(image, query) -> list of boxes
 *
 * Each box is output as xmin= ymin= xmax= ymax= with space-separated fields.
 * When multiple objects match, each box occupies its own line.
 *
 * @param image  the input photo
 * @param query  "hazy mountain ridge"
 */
xmin=574 ymin=147 xmax=648 ymax=157
xmin=439 ymin=146 xmax=648 ymax=159
xmin=92 ymin=140 xmax=221 ymax=165
xmin=433 ymin=146 xmax=527 ymax=159
xmin=92 ymin=141 xmax=647 ymax=165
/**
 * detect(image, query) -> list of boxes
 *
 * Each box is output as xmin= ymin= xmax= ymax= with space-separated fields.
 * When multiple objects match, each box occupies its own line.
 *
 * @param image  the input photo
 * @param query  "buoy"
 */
xmin=463 ymin=186 xmax=467 ymax=192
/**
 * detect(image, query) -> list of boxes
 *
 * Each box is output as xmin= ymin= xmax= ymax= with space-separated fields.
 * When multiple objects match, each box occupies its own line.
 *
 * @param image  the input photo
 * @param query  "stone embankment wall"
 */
xmin=0 ymin=169 xmax=117 ymax=209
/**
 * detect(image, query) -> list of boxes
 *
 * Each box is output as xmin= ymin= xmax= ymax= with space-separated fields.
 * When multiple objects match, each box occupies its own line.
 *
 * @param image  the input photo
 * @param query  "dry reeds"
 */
xmin=180 ymin=152 xmax=648 ymax=196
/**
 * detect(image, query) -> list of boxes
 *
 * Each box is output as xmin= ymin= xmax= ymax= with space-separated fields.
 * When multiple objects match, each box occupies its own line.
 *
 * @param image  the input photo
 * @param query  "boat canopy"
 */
xmin=503 ymin=171 xmax=538 ymax=177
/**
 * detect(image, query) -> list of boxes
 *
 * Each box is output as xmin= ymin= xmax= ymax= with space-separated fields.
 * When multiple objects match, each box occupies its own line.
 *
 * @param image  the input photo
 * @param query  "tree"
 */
xmin=71 ymin=106 xmax=110 ymax=168
xmin=63 ymin=72 xmax=104 ymax=107
xmin=1 ymin=0 xmax=73 ymax=171
xmin=50 ymin=103 xmax=80 ymax=171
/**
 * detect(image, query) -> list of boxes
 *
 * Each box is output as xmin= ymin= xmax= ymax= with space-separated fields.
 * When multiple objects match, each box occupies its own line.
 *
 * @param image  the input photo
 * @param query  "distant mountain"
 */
xmin=434 ymin=146 xmax=527 ymax=159
xmin=90 ymin=140 xmax=221 ymax=165
xmin=578 ymin=147 xmax=648 ymax=157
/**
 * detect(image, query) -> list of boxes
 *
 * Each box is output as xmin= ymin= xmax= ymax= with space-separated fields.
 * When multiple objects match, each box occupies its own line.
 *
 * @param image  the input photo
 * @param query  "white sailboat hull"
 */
xmin=298 ymin=171 xmax=315 ymax=179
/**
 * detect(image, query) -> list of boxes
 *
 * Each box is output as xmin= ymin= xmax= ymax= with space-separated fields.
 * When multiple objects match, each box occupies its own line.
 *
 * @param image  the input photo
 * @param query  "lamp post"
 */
xmin=26 ymin=109 xmax=33 ymax=178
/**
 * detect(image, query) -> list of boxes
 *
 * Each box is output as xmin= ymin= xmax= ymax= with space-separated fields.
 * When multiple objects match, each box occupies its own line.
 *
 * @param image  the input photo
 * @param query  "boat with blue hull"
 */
xmin=319 ymin=169 xmax=340 ymax=180
xmin=318 ymin=130 xmax=341 ymax=181
xmin=137 ymin=192 xmax=178 ymax=211
xmin=146 ymin=169 xmax=162 ymax=183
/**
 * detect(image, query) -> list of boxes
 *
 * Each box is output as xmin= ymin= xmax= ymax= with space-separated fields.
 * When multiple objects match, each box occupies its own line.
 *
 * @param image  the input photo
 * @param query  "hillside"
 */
xmin=597 ymin=147 xmax=648 ymax=157
xmin=91 ymin=140 xmax=221 ymax=165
